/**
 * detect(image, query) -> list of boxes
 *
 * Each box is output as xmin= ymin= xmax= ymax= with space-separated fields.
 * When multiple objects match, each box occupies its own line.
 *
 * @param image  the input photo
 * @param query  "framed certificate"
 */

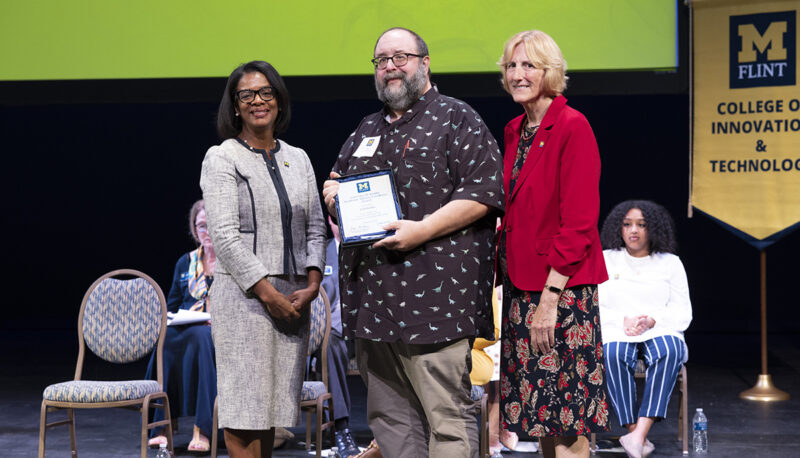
xmin=335 ymin=169 xmax=403 ymax=246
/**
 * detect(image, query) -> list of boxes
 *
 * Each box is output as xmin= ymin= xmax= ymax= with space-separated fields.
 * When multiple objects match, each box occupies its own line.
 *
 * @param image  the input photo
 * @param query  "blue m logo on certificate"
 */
xmin=334 ymin=169 xmax=403 ymax=246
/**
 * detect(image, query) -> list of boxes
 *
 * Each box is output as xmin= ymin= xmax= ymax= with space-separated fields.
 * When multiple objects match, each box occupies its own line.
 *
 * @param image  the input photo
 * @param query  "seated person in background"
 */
xmin=469 ymin=285 xmax=499 ymax=387
xmin=470 ymin=286 xmax=519 ymax=455
xmin=147 ymin=199 xmax=217 ymax=452
xmin=317 ymin=216 xmax=360 ymax=458
xmin=598 ymin=200 xmax=692 ymax=458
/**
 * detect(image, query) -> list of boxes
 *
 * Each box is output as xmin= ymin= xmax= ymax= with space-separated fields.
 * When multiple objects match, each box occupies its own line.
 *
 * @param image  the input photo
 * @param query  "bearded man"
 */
xmin=322 ymin=27 xmax=504 ymax=458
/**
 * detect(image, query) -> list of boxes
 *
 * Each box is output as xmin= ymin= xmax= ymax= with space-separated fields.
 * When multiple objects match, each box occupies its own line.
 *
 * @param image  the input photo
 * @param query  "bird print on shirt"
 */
xmin=334 ymin=90 xmax=504 ymax=344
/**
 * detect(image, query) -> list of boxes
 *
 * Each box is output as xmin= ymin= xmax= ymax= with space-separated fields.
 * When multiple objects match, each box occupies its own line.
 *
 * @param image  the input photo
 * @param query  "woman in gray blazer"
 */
xmin=200 ymin=61 xmax=326 ymax=458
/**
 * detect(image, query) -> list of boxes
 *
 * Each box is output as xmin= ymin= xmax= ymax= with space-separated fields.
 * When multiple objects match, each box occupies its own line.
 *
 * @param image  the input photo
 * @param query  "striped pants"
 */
xmin=603 ymin=335 xmax=685 ymax=426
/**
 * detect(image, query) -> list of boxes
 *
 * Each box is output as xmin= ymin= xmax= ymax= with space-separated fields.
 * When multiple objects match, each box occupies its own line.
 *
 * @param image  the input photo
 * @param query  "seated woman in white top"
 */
xmin=598 ymin=200 xmax=692 ymax=458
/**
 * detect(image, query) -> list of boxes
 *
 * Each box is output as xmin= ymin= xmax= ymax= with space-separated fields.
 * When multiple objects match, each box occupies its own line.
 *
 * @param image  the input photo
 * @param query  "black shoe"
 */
xmin=335 ymin=428 xmax=360 ymax=458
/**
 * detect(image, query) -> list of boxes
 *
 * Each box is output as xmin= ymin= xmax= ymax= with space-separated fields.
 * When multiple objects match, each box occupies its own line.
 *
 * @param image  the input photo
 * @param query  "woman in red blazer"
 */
xmin=497 ymin=30 xmax=610 ymax=458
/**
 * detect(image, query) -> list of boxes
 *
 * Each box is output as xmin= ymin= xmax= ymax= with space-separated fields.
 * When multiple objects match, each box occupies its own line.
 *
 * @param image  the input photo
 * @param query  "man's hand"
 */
xmin=372 ymin=219 xmax=430 ymax=251
xmin=322 ymin=172 xmax=341 ymax=216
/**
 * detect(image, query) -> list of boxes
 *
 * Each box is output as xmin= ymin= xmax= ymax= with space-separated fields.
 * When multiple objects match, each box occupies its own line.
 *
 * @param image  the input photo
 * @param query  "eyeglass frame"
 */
xmin=370 ymin=53 xmax=426 ymax=70
xmin=236 ymin=86 xmax=276 ymax=103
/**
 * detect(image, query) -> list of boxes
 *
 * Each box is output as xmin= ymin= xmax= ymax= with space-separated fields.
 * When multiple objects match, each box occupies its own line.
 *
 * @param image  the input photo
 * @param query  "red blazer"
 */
xmin=501 ymin=95 xmax=608 ymax=290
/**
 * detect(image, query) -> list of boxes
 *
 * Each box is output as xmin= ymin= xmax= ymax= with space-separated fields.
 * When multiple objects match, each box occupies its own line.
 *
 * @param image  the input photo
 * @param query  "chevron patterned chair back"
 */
xmin=307 ymin=291 xmax=327 ymax=356
xmin=38 ymin=269 xmax=174 ymax=458
xmin=83 ymin=277 xmax=162 ymax=363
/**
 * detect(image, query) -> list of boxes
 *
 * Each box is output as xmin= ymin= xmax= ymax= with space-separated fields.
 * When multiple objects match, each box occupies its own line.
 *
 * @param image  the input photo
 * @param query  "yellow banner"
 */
xmin=692 ymin=0 xmax=800 ymax=240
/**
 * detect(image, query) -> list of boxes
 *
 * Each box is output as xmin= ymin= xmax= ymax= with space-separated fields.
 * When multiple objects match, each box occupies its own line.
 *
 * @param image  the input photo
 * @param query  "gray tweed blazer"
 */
xmin=200 ymin=138 xmax=326 ymax=292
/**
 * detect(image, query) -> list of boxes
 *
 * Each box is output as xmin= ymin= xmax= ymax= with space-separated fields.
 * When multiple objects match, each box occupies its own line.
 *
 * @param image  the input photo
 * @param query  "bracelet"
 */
xmin=543 ymin=284 xmax=563 ymax=295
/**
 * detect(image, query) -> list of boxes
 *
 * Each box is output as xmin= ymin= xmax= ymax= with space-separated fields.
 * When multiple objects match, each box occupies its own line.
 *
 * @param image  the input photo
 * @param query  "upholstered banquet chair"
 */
xmin=38 ymin=269 xmax=174 ymax=458
xmin=301 ymin=287 xmax=336 ymax=457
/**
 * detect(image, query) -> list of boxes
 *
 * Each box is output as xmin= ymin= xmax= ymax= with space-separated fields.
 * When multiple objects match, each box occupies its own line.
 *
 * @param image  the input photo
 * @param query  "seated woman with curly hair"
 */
xmin=598 ymin=200 xmax=692 ymax=458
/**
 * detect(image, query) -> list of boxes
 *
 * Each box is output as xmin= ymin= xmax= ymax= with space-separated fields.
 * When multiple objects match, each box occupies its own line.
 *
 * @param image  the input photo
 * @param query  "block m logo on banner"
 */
xmin=730 ymin=10 xmax=796 ymax=88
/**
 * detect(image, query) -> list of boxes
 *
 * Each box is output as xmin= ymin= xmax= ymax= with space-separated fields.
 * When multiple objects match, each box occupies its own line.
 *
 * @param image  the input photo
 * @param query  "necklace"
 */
xmin=240 ymin=137 xmax=276 ymax=151
xmin=522 ymin=124 xmax=539 ymax=141
xmin=236 ymin=137 xmax=278 ymax=169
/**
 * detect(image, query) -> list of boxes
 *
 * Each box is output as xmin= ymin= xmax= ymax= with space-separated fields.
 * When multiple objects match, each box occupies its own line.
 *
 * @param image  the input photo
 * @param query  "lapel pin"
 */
xmin=283 ymin=161 xmax=290 ymax=167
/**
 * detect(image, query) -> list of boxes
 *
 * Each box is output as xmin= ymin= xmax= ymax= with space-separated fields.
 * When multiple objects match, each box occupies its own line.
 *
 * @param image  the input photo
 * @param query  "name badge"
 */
xmin=353 ymin=136 xmax=381 ymax=158
xmin=324 ymin=265 xmax=333 ymax=276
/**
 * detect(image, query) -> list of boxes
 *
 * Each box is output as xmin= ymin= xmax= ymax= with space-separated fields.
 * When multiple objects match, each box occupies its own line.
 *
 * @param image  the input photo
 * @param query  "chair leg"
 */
xmin=141 ymin=400 xmax=149 ymax=458
xmin=678 ymin=390 xmax=683 ymax=442
xmin=316 ymin=398 xmax=324 ymax=458
xmin=68 ymin=409 xmax=77 ymax=457
xmin=305 ymin=411 xmax=312 ymax=451
xmin=39 ymin=403 xmax=78 ymax=458
xmin=680 ymin=366 xmax=689 ymax=455
xmin=328 ymin=395 xmax=337 ymax=448
xmin=162 ymin=395 xmax=174 ymax=455
xmin=211 ymin=395 xmax=218 ymax=458
xmin=480 ymin=393 xmax=488 ymax=458
xmin=38 ymin=401 xmax=48 ymax=458
xmin=142 ymin=393 xmax=174 ymax=458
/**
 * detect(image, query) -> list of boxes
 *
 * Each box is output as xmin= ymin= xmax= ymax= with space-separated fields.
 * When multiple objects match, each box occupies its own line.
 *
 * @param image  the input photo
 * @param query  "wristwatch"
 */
xmin=543 ymin=284 xmax=563 ymax=295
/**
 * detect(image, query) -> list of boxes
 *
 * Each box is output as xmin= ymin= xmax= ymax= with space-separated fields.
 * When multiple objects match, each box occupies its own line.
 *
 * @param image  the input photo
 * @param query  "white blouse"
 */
xmin=598 ymin=249 xmax=692 ymax=359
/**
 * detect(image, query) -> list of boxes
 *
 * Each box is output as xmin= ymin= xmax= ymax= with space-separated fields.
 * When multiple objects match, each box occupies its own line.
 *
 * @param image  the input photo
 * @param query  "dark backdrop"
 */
xmin=1 ymin=5 xmax=797 ymax=378
xmin=2 ymin=86 xmax=797 ymax=360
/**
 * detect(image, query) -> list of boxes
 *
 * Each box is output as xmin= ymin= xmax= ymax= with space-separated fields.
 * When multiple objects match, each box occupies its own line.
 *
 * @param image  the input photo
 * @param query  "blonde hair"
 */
xmin=498 ymin=30 xmax=568 ymax=97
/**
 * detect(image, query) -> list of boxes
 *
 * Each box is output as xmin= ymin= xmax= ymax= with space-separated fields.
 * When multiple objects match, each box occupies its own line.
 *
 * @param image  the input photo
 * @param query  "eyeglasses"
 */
xmin=236 ymin=86 xmax=275 ymax=103
xmin=195 ymin=223 xmax=208 ymax=233
xmin=371 ymin=53 xmax=425 ymax=70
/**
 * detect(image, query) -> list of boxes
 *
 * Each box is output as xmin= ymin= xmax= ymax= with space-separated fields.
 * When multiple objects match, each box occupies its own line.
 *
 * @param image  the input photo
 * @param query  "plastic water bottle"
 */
xmin=155 ymin=441 xmax=170 ymax=458
xmin=693 ymin=407 xmax=708 ymax=453
xmin=329 ymin=446 xmax=343 ymax=458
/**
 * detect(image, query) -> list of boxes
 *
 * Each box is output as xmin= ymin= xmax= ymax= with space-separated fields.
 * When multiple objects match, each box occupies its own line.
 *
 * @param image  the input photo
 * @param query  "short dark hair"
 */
xmin=600 ymin=200 xmax=678 ymax=254
xmin=374 ymin=27 xmax=429 ymax=57
xmin=216 ymin=61 xmax=292 ymax=139
xmin=188 ymin=199 xmax=205 ymax=245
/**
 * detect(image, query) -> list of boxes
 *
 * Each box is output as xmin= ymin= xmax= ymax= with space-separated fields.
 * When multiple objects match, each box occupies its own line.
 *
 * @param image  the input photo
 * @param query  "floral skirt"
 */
xmin=499 ymin=246 xmax=610 ymax=436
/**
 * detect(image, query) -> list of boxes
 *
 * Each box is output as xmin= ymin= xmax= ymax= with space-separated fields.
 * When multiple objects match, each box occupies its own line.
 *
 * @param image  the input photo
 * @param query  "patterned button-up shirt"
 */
xmin=332 ymin=87 xmax=504 ymax=344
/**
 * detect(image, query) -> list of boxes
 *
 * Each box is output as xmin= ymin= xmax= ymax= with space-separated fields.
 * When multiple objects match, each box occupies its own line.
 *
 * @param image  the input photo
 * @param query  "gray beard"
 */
xmin=375 ymin=65 xmax=427 ymax=113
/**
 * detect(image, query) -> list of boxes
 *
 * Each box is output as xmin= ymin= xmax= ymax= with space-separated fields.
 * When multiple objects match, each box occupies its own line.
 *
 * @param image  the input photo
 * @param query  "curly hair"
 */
xmin=600 ymin=200 xmax=677 ymax=254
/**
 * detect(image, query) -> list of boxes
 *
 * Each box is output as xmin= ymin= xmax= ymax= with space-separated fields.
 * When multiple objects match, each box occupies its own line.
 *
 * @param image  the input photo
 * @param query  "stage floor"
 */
xmin=5 ymin=333 xmax=799 ymax=457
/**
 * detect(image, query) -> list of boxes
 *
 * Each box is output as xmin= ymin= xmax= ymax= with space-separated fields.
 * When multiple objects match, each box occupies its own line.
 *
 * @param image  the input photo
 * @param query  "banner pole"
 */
xmin=687 ymin=0 xmax=694 ymax=219
xmin=739 ymin=250 xmax=789 ymax=401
